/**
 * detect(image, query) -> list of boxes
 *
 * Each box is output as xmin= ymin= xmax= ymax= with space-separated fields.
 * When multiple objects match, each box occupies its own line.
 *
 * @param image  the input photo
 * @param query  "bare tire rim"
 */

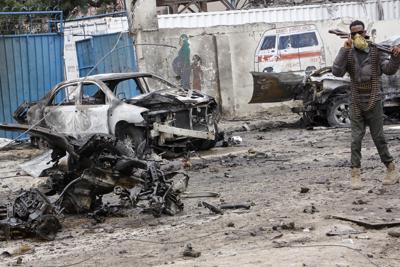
xmin=334 ymin=103 xmax=350 ymax=126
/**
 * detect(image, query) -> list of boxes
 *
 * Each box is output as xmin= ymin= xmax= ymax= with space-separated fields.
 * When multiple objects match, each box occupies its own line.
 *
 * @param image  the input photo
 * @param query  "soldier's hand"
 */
xmin=344 ymin=36 xmax=352 ymax=49
xmin=391 ymin=46 xmax=400 ymax=57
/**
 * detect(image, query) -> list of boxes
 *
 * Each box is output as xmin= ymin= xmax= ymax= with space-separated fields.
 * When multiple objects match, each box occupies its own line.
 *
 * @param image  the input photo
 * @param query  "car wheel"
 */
xmin=116 ymin=125 xmax=146 ymax=157
xmin=191 ymin=123 xmax=219 ymax=150
xmin=327 ymin=96 xmax=351 ymax=127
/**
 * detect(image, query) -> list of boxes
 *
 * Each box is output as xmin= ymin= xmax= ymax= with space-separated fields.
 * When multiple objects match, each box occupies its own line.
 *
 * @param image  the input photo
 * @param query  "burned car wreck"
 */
xmin=0 ymin=125 xmax=189 ymax=241
xmin=250 ymin=37 xmax=400 ymax=127
xmin=12 ymin=72 xmax=220 ymax=156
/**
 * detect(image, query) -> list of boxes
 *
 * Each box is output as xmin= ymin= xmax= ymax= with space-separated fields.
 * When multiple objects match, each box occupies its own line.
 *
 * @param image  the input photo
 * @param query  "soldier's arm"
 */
xmin=380 ymin=46 xmax=400 ymax=75
xmin=332 ymin=47 xmax=350 ymax=77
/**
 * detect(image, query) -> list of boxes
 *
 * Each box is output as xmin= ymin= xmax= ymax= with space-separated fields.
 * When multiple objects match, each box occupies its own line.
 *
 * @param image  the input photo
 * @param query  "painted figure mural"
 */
xmin=172 ymin=34 xmax=191 ymax=89
xmin=191 ymin=54 xmax=203 ymax=91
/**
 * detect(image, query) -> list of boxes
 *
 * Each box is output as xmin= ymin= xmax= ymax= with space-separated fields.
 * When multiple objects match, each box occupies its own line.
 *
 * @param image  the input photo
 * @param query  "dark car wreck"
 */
xmin=12 ymin=72 xmax=220 ymax=156
xmin=0 ymin=125 xmax=189 ymax=241
xmin=250 ymin=37 xmax=400 ymax=127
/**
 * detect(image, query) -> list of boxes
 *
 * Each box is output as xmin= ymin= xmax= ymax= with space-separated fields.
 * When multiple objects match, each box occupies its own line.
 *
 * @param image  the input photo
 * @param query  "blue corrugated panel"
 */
xmin=77 ymin=32 xmax=137 ymax=75
xmin=0 ymin=34 xmax=64 ymax=138
xmin=76 ymin=32 xmax=139 ymax=96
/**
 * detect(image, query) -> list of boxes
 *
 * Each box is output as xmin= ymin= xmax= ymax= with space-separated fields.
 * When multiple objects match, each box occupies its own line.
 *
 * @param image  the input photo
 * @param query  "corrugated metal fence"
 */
xmin=76 ymin=32 xmax=139 ymax=96
xmin=76 ymin=32 xmax=137 ymax=76
xmin=158 ymin=0 xmax=400 ymax=28
xmin=0 ymin=33 xmax=64 ymax=138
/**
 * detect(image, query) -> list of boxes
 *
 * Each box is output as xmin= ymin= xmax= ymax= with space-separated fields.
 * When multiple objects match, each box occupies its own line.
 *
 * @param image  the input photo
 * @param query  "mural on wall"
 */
xmin=172 ymin=34 xmax=191 ymax=89
xmin=191 ymin=54 xmax=204 ymax=91
xmin=253 ymin=24 xmax=325 ymax=73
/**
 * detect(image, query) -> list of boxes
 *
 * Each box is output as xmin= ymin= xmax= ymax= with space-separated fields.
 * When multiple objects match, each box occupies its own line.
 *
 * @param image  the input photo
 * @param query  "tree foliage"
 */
xmin=0 ymin=0 xmax=120 ymax=17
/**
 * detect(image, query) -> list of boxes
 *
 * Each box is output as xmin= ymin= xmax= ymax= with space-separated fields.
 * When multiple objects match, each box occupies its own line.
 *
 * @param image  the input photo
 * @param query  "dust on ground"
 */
xmin=1 ymin=114 xmax=400 ymax=267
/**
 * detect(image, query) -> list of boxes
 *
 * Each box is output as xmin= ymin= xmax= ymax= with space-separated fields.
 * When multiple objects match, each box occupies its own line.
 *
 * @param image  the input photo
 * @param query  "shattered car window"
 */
xmin=50 ymin=85 xmax=79 ymax=106
xmin=81 ymin=83 xmax=106 ymax=105
xmin=114 ymin=79 xmax=141 ymax=99
xmin=140 ymin=76 xmax=177 ymax=92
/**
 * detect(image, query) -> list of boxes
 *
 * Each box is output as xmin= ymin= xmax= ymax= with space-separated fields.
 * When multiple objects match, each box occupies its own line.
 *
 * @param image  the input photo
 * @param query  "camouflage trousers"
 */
xmin=350 ymin=101 xmax=393 ymax=168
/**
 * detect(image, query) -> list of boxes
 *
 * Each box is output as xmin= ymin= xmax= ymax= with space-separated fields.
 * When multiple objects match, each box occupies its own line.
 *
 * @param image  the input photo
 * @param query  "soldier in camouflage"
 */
xmin=332 ymin=20 xmax=400 ymax=190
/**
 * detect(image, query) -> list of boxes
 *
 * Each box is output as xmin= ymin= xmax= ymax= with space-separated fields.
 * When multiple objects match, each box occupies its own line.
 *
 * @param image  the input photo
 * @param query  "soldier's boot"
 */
xmin=383 ymin=162 xmax=400 ymax=185
xmin=351 ymin=168 xmax=362 ymax=190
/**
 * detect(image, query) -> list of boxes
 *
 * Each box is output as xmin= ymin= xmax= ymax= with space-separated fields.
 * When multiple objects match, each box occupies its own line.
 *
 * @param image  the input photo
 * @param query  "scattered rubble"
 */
xmin=329 ymin=215 xmax=400 ymax=229
xmin=326 ymin=225 xmax=363 ymax=236
xmin=183 ymin=243 xmax=201 ymax=258
xmin=0 ymin=189 xmax=61 ymax=241
xmin=220 ymin=203 xmax=251 ymax=210
xmin=303 ymin=204 xmax=319 ymax=214
xmin=0 ymin=132 xmax=190 ymax=240
xmin=300 ymin=187 xmax=310 ymax=194
xmin=388 ymin=230 xmax=400 ymax=238
xmin=201 ymin=201 xmax=224 ymax=215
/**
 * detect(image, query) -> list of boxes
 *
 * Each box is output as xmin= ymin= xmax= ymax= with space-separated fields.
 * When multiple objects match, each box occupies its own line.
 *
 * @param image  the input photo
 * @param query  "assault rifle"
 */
xmin=328 ymin=29 xmax=393 ymax=55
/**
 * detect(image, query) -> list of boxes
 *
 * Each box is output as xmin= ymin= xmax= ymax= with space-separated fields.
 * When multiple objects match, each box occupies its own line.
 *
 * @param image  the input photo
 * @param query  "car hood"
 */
xmin=126 ymin=89 xmax=216 ymax=108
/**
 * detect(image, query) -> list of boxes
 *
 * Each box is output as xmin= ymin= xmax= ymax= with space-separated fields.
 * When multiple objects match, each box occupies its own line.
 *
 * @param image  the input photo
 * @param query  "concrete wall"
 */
xmin=127 ymin=1 xmax=400 ymax=118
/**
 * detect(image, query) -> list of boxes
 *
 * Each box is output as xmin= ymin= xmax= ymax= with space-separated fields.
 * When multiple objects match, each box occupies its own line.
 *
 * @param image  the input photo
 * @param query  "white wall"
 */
xmin=134 ymin=18 xmax=400 ymax=118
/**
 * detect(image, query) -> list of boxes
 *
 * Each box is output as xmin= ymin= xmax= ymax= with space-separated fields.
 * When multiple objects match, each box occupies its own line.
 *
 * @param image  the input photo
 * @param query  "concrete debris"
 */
xmin=201 ymin=201 xmax=224 ymax=215
xmin=200 ymin=201 xmax=252 ymax=214
xmin=19 ymin=150 xmax=52 ymax=178
xmin=227 ymin=136 xmax=242 ymax=145
xmin=303 ymin=204 xmax=319 ymax=214
xmin=329 ymin=215 xmax=400 ymax=229
xmin=220 ymin=203 xmax=251 ymax=210
xmin=326 ymin=225 xmax=363 ymax=236
xmin=388 ymin=230 xmax=400 ymax=238
xmin=0 ymin=138 xmax=12 ymax=149
xmin=352 ymin=199 xmax=368 ymax=205
xmin=183 ymin=243 xmax=201 ymax=258
xmin=181 ymin=192 xmax=220 ymax=198
xmin=242 ymin=124 xmax=251 ymax=131
xmin=300 ymin=187 xmax=310 ymax=194
xmin=273 ymin=221 xmax=296 ymax=231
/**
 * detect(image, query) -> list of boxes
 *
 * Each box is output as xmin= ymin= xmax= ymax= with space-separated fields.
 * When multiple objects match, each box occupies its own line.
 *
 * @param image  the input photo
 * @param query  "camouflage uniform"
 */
xmin=332 ymin=46 xmax=400 ymax=168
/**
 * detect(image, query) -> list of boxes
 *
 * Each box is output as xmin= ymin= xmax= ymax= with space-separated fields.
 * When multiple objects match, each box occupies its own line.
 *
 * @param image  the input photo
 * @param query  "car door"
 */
xmin=75 ymin=81 xmax=110 ymax=136
xmin=43 ymin=83 xmax=81 ymax=136
xmin=255 ymin=35 xmax=277 ymax=73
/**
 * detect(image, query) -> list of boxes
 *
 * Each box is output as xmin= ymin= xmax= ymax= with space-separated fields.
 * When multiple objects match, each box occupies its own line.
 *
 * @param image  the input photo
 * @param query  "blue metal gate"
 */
xmin=76 ymin=32 xmax=140 ymax=97
xmin=76 ymin=32 xmax=137 ymax=77
xmin=0 ymin=12 xmax=64 ymax=139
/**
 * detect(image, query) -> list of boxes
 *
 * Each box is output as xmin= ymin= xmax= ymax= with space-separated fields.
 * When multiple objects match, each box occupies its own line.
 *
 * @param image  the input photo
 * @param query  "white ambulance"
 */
xmin=254 ymin=24 xmax=326 ymax=73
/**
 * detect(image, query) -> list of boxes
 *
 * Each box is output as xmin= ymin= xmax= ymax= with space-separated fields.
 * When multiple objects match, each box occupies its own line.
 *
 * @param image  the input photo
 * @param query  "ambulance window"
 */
xmin=291 ymin=32 xmax=319 ymax=48
xmin=278 ymin=36 xmax=291 ymax=50
xmin=261 ymin=36 xmax=276 ymax=50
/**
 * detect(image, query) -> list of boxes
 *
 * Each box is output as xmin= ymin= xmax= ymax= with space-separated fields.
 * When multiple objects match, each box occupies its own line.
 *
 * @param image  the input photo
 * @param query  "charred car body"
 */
xmin=13 ymin=72 xmax=219 ymax=155
xmin=0 ymin=125 xmax=189 ymax=240
xmin=250 ymin=37 xmax=400 ymax=127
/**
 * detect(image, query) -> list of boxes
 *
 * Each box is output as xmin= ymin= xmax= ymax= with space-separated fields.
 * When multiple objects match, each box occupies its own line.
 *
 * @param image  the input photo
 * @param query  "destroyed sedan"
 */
xmin=12 ymin=72 xmax=219 ymax=156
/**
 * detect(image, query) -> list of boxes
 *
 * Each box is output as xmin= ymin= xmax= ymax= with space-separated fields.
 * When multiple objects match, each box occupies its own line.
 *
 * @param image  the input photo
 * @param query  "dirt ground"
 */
xmin=1 ymin=114 xmax=400 ymax=267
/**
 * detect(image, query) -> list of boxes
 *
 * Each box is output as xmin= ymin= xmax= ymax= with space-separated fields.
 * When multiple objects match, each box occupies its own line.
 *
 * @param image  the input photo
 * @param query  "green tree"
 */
xmin=0 ymin=0 xmax=120 ymax=18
